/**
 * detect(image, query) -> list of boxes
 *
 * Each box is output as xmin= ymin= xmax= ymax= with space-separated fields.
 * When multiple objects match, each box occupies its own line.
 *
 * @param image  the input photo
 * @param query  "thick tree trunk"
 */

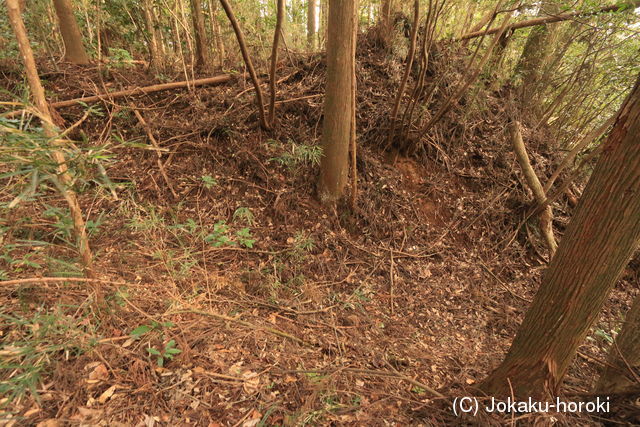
xmin=52 ymin=0 xmax=90 ymax=64
xmin=6 ymin=0 xmax=94 ymax=278
xmin=307 ymin=0 xmax=317 ymax=50
xmin=317 ymin=0 xmax=356 ymax=204
xmin=191 ymin=0 xmax=211 ymax=69
xmin=480 ymin=75 xmax=640 ymax=399
xmin=595 ymin=292 xmax=640 ymax=395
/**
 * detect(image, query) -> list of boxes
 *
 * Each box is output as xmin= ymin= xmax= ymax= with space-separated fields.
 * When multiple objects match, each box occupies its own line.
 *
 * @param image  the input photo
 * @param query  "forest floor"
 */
xmin=1 ymin=39 xmax=639 ymax=426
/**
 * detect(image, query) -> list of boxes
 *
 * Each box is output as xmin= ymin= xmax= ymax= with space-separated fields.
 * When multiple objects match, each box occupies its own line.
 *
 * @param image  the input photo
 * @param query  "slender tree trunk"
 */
xmin=218 ymin=0 xmax=270 ymax=130
xmin=268 ymin=0 xmax=285 ymax=126
xmin=511 ymin=121 xmax=557 ymax=257
xmin=52 ymin=0 xmax=90 ymax=64
xmin=208 ymin=0 xmax=226 ymax=67
xmin=387 ymin=0 xmax=419 ymax=148
xmin=191 ymin=0 xmax=211 ymax=69
xmin=595 ymin=292 xmax=640 ymax=395
xmin=6 ymin=0 xmax=95 ymax=278
xmin=142 ymin=0 xmax=164 ymax=71
xmin=317 ymin=0 xmax=356 ymax=204
xmin=320 ymin=0 xmax=327 ymax=49
xmin=480 ymin=75 xmax=640 ymax=399
xmin=307 ymin=0 xmax=317 ymax=50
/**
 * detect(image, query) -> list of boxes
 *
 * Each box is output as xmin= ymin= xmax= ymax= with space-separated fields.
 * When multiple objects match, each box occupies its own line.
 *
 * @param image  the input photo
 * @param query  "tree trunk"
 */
xmin=307 ymin=0 xmax=317 ymax=50
xmin=320 ymin=0 xmax=327 ymax=49
xmin=52 ymin=0 xmax=90 ymax=64
xmin=268 ymin=0 xmax=285 ymax=126
xmin=378 ymin=0 xmax=393 ymax=47
xmin=595 ymin=292 xmax=640 ymax=395
xmin=513 ymin=1 xmax=559 ymax=106
xmin=208 ymin=0 xmax=226 ymax=67
xmin=218 ymin=0 xmax=270 ymax=130
xmin=191 ymin=0 xmax=211 ymax=69
xmin=317 ymin=0 xmax=356 ymax=204
xmin=6 ymin=0 xmax=95 ymax=278
xmin=480 ymin=75 xmax=640 ymax=399
xmin=142 ymin=0 xmax=164 ymax=72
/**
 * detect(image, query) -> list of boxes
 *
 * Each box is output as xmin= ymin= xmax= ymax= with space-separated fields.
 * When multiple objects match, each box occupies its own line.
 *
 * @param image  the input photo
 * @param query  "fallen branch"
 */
xmin=459 ymin=0 xmax=640 ymax=40
xmin=48 ymin=74 xmax=232 ymax=109
xmin=510 ymin=121 xmax=557 ymax=257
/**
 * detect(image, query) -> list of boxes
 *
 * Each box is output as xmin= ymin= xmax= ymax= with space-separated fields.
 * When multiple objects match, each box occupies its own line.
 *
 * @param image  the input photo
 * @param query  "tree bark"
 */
xmin=6 ymin=0 xmax=94 ymax=278
xmin=191 ymin=0 xmax=211 ymax=69
xmin=480 ymin=75 xmax=640 ymax=399
xmin=307 ymin=0 xmax=317 ymax=50
xmin=52 ymin=0 xmax=90 ymax=64
xmin=317 ymin=0 xmax=356 ymax=204
xmin=595 ymin=292 xmax=640 ymax=395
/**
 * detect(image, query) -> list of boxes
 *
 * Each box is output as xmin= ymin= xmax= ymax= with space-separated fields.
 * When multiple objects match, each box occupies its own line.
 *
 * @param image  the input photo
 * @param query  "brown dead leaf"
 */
xmin=23 ymin=406 xmax=40 ymax=417
xmin=97 ymin=385 xmax=117 ymax=404
xmin=35 ymin=420 xmax=59 ymax=427
xmin=88 ymin=363 xmax=109 ymax=383
xmin=283 ymin=375 xmax=297 ymax=383
xmin=242 ymin=372 xmax=260 ymax=393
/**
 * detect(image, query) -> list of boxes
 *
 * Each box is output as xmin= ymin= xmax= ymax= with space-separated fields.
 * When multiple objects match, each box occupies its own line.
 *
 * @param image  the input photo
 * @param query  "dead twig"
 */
xmin=171 ymin=309 xmax=309 ymax=346
xmin=129 ymin=103 xmax=178 ymax=198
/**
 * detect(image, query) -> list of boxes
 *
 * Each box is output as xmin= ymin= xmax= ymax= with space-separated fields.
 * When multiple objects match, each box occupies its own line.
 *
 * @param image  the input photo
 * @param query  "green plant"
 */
xmin=147 ymin=340 xmax=181 ymax=367
xmin=268 ymin=139 xmax=323 ymax=170
xmin=291 ymin=232 xmax=315 ymax=256
xmin=204 ymin=220 xmax=234 ymax=247
xmin=233 ymin=207 xmax=255 ymax=226
xmin=129 ymin=320 xmax=175 ymax=340
xmin=107 ymin=48 xmax=134 ymax=68
xmin=200 ymin=175 xmax=218 ymax=189
xmin=0 ymin=306 xmax=95 ymax=407
xmin=236 ymin=227 xmax=256 ymax=248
